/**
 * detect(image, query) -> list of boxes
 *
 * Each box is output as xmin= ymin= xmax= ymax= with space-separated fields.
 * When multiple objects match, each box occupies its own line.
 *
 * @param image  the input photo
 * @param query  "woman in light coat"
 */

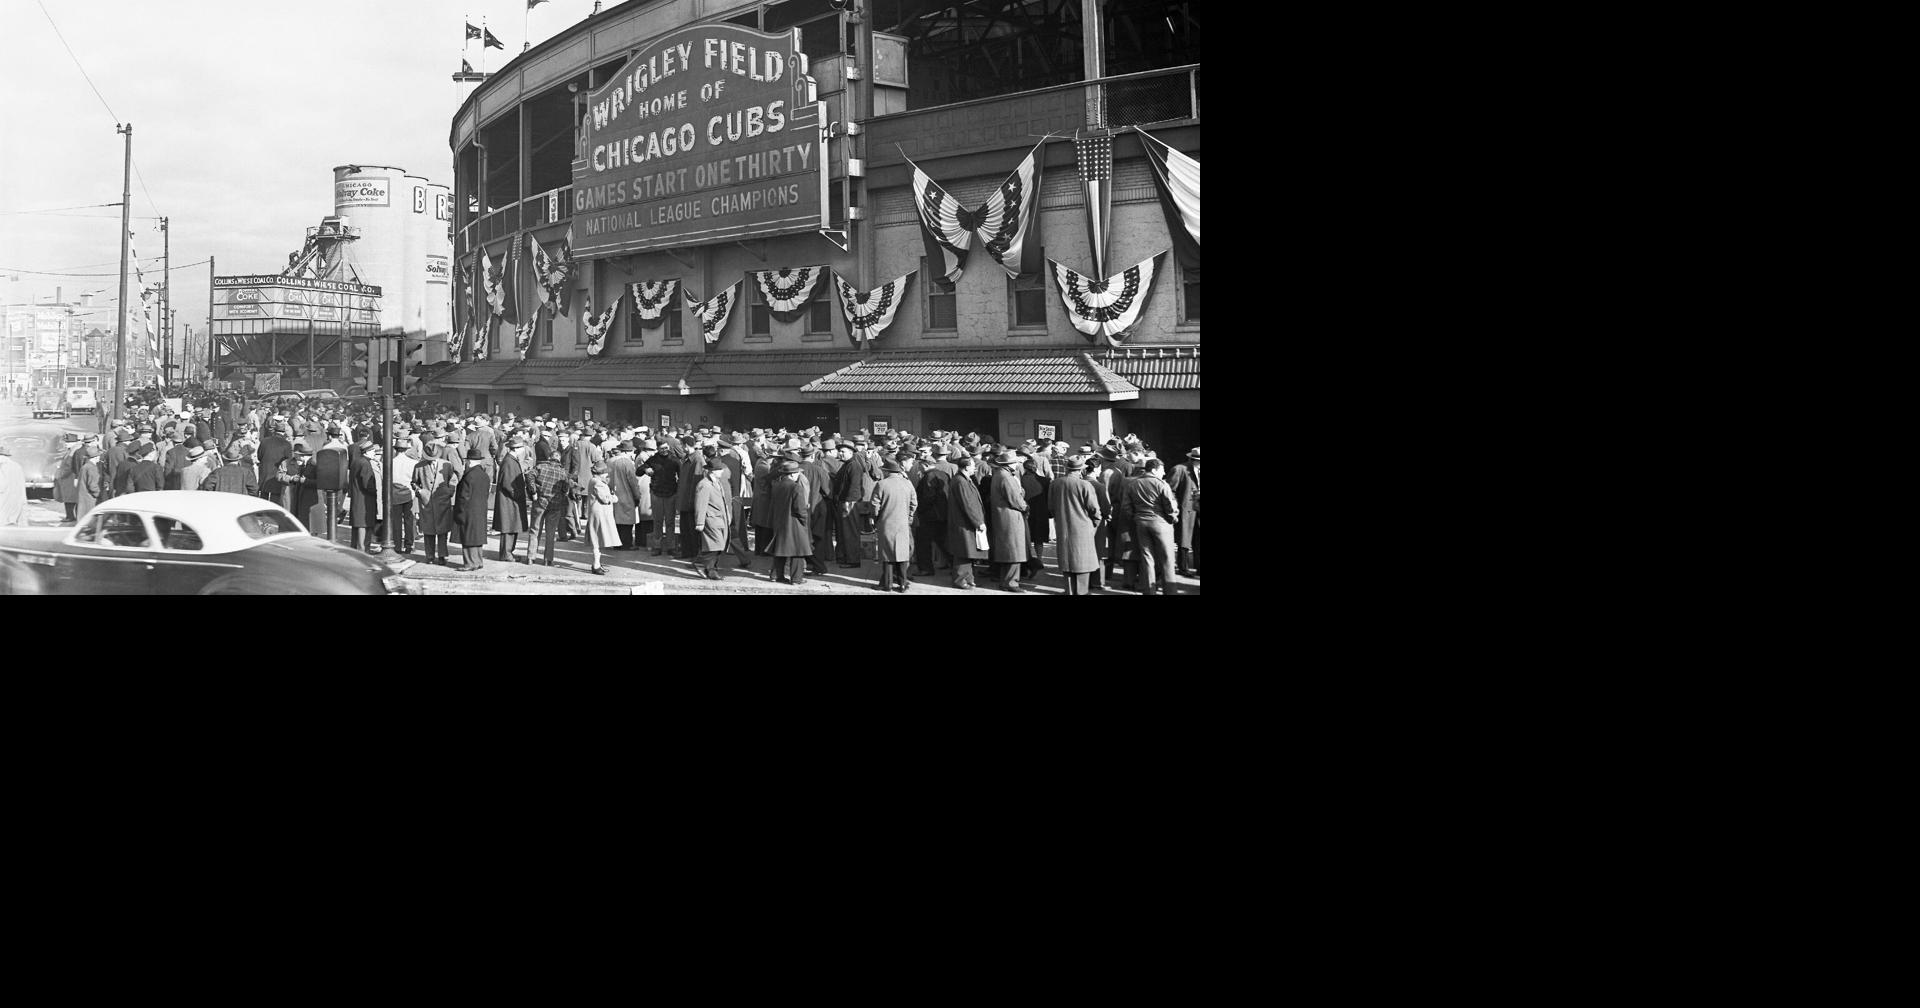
xmin=586 ymin=461 xmax=621 ymax=575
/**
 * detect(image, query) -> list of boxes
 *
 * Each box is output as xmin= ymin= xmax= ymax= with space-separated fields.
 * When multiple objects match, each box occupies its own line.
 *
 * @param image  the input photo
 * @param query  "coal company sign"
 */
xmin=571 ymin=23 xmax=828 ymax=257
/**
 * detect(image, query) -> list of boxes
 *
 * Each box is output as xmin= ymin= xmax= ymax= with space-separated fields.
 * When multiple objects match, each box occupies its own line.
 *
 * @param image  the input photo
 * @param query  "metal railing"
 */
xmin=460 ymin=185 xmax=573 ymax=257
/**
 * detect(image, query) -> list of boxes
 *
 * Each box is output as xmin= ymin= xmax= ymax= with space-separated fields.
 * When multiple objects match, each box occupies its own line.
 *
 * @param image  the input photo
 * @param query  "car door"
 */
xmin=61 ymin=510 xmax=159 ymax=594
xmin=147 ymin=514 xmax=244 ymax=594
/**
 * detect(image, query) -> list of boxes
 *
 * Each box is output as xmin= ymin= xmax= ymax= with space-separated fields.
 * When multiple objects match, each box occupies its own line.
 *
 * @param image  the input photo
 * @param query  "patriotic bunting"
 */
xmin=482 ymin=249 xmax=503 ymax=317
xmin=472 ymin=319 xmax=489 ymax=361
xmin=583 ymin=290 xmax=621 ymax=356
xmin=1048 ymin=252 xmax=1164 ymax=345
xmin=1136 ymin=126 xmax=1200 ymax=273
xmin=449 ymin=321 xmax=465 ymax=363
xmin=905 ymin=139 xmax=1047 ymax=283
xmin=513 ymin=318 xmax=536 ymax=357
xmin=628 ymin=279 xmax=678 ymax=322
xmin=499 ymin=238 xmax=523 ymax=322
xmin=685 ymin=281 xmax=739 ymax=344
xmin=453 ymin=258 xmax=471 ymax=335
xmin=833 ymin=270 xmax=914 ymax=345
xmin=751 ymin=266 xmax=828 ymax=313
xmin=530 ymin=233 xmax=572 ymax=317
xmin=1077 ymin=132 xmax=1114 ymax=278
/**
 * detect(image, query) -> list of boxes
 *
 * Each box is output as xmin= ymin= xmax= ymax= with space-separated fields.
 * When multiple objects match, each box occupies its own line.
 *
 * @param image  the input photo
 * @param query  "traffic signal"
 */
xmin=344 ymin=339 xmax=369 ymax=391
xmin=401 ymin=342 xmax=423 ymax=393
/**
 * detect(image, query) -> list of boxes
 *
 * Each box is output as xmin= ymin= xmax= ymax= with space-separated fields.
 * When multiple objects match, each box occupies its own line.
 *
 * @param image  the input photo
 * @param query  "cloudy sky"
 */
xmin=1 ymin=0 xmax=590 ymax=345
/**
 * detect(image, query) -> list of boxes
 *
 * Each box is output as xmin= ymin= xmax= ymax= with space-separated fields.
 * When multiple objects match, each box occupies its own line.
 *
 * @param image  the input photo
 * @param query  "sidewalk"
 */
xmin=374 ymin=525 xmax=1199 ymax=597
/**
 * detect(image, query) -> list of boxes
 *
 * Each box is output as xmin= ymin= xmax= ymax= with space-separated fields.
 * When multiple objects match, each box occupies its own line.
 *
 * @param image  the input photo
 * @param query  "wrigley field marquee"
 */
xmin=570 ymin=23 xmax=829 ymax=257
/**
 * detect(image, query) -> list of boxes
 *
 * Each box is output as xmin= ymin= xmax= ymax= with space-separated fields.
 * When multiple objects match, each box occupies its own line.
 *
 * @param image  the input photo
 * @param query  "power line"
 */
xmin=36 ymin=0 xmax=119 ymax=124
xmin=0 ymin=203 xmax=123 ymax=216
xmin=2 ymin=259 xmax=208 ymax=278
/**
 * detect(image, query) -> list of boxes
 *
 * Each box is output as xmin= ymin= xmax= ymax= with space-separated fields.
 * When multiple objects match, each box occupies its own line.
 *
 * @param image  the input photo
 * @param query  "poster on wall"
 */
xmin=659 ymin=411 xmax=672 ymax=430
xmin=571 ymin=22 xmax=829 ymax=257
xmin=583 ymin=407 xmax=594 ymax=423
xmin=871 ymin=419 xmax=891 ymax=435
xmin=1036 ymin=422 xmax=1057 ymax=442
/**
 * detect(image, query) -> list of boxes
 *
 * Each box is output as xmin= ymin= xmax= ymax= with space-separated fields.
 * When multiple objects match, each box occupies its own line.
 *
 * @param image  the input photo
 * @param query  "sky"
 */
xmin=0 ymin=0 xmax=598 ymax=348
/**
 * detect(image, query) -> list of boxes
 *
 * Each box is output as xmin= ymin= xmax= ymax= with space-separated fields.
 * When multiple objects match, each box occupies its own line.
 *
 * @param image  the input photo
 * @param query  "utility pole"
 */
xmin=160 ymin=216 xmax=169 ymax=396
xmin=108 ymin=123 xmax=132 ymax=439
xmin=207 ymin=256 xmax=216 ymax=384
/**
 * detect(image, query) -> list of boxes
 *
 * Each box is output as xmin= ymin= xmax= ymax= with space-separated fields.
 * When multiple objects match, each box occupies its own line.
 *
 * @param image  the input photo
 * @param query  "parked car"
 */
xmin=0 ymin=420 xmax=66 ymax=492
xmin=298 ymin=388 xmax=340 ymax=401
xmin=31 ymin=388 xmax=65 ymax=419
xmin=0 ymin=491 xmax=407 ymax=595
xmin=63 ymin=387 xmax=98 ymax=415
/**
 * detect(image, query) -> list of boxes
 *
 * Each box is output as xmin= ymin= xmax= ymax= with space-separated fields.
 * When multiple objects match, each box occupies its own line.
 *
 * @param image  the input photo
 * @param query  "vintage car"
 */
xmin=0 ymin=491 xmax=407 ymax=595
xmin=31 ymin=388 xmax=66 ymax=418
xmin=64 ymin=387 xmax=98 ymax=415
xmin=0 ymin=420 xmax=68 ymax=491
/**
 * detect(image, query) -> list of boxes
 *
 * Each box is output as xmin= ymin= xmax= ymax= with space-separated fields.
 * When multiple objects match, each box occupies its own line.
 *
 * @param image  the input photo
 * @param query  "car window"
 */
xmin=95 ymin=512 xmax=152 ymax=548
xmin=237 ymin=509 xmax=298 ymax=539
xmin=72 ymin=513 xmax=104 ymax=544
xmin=152 ymin=517 xmax=204 ymax=552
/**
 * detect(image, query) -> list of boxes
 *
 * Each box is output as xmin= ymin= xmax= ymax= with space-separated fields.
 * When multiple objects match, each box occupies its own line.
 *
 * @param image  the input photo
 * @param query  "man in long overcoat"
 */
xmin=766 ymin=459 xmax=813 ymax=585
xmin=987 ymin=450 xmax=1032 ymax=592
xmin=608 ymin=440 xmax=644 ymax=549
xmin=451 ymin=445 xmax=492 ymax=571
xmin=671 ymin=438 xmax=699 ymax=559
xmin=690 ymin=455 xmax=732 ymax=580
xmin=913 ymin=449 xmax=956 ymax=576
xmin=76 ymin=442 xmax=104 ymax=523
xmin=257 ymin=421 xmax=292 ymax=502
xmin=492 ymin=436 xmax=531 ymax=562
xmin=52 ymin=432 xmax=80 ymax=522
xmin=944 ymin=453 xmax=988 ymax=589
xmin=1048 ymin=456 xmax=1104 ymax=595
xmin=415 ymin=450 xmax=459 ymax=566
xmin=870 ymin=459 xmax=919 ymax=592
xmin=348 ymin=442 xmax=383 ymax=552
xmin=830 ymin=442 xmax=874 ymax=568
xmin=800 ymin=448 xmax=834 ymax=574
xmin=1167 ymin=447 xmax=1201 ymax=577
xmin=1101 ymin=445 xmax=1137 ymax=590
xmin=1020 ymin=451 xmax=1050 ymax=580
xmin=749 ymin=448 xmax=774 ymax=557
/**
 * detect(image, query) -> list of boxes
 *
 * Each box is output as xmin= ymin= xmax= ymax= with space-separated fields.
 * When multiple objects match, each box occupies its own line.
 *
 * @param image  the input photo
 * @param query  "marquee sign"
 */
xmin=571 ymin=23 xmax=828 ymax=257
xmin=211 ymin=275 xmax=382 ymax=328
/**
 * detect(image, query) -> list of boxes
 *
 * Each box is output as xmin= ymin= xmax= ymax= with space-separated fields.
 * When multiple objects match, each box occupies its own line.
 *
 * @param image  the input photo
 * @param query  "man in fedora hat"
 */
xmin=870 ymin=457 xmax=918 ymax=592
xmin=178 ymin=444 xmax=214 ymax=495
xmin=258 ymin=419 xmax=293 ymax=501
xmin=450 ymin=445 xmax=492 ymax=570
xmin=796 ymin=445 xmax=834 ymax=575
xmin=118 ymin=440 xmax=162 ymax=495
xmin=75 ymin=437 xmax=104 ymax=522
xmin=1048 ymin=455 xmax=1104 ymax=595
xmin=201 ymin=443 xmax=260 ymax=496
xmin=944 ymin=452 xmax=988 ymax=588
xmin=1168 ymin=447 xmax=1200 ymax=577
xmin=52 ymin=431 xmax=81 ymax=522
xmin=986 ymin=449 xmax=1032 ymax=592
xmin=348 ymin=439 xmax=384 ymax=552
xmin=765 ymin=457 xmax=812 ymax=585
xmin=273 ymin=443 xmax=316 ymax=517
xmin=313 ymin=424 xmax=350 ymax=544
xmin=1100 ymin=443 xmax=1138 ymax=590
xmin=492 ymin=433 xmax=532 ymax=563
xmin=690 ymin=454 xmax=732 ymax=580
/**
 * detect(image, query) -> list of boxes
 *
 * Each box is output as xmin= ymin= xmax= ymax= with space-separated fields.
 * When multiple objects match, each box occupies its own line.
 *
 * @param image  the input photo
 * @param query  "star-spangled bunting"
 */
xmin=833 ymin=270 xmax=914 ymax=345
xmin=751 ymin=266 xmax=828 ymax=313
xmin=685 ymin=281 xmax=739 ymax=343
xmin=1048 ymin=252 xmax=1164 ymax=345
xmin=904 ymin=139 xmax=1046 ymax=283
xmin=471 ymin=318 xmax=488 ymax=361
xmin=628 ymin=279 xmax=677 ymax=323
xmin=529 ymin=232 xmax=572 ymax=317
xmin=583 ymin=290 xmax=620 ymax=356
xmin=513 ymin=318 xmax=536 ymax=357
xmin=449 ymin=321 xmax=465 ymax=363
xmin=1077 ymin=132 xmax=1113 ymax=278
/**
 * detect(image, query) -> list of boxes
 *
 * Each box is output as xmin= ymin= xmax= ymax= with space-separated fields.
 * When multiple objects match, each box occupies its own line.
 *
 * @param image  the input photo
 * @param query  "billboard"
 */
xmin=335 ymin=176 xmax=392 ymax=207
xmin=211 ymin=275 xmax=382 ymax=328
xmin=571 ymin=23 xmax=828 ymax=257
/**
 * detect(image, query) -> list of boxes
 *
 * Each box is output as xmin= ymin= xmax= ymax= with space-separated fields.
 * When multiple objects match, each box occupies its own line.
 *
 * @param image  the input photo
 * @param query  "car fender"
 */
xmin=197 ymin=572 xmax=367 ymax=595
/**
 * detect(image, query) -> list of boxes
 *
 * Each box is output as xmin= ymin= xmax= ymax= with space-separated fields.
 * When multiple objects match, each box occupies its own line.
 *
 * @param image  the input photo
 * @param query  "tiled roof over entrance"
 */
xmin=801 ymin=348 xmax=1139 ymax=400
xmin=1096 ymin=345 xmax=1199 ymax=390
xmin=699 ymin=351 xmax=865 ymax=388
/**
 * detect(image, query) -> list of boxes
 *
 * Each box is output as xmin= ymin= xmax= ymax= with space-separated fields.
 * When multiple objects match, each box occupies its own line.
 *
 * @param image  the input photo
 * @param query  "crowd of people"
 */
xmin=46 ymin=393 xmax=1199 ymax=594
